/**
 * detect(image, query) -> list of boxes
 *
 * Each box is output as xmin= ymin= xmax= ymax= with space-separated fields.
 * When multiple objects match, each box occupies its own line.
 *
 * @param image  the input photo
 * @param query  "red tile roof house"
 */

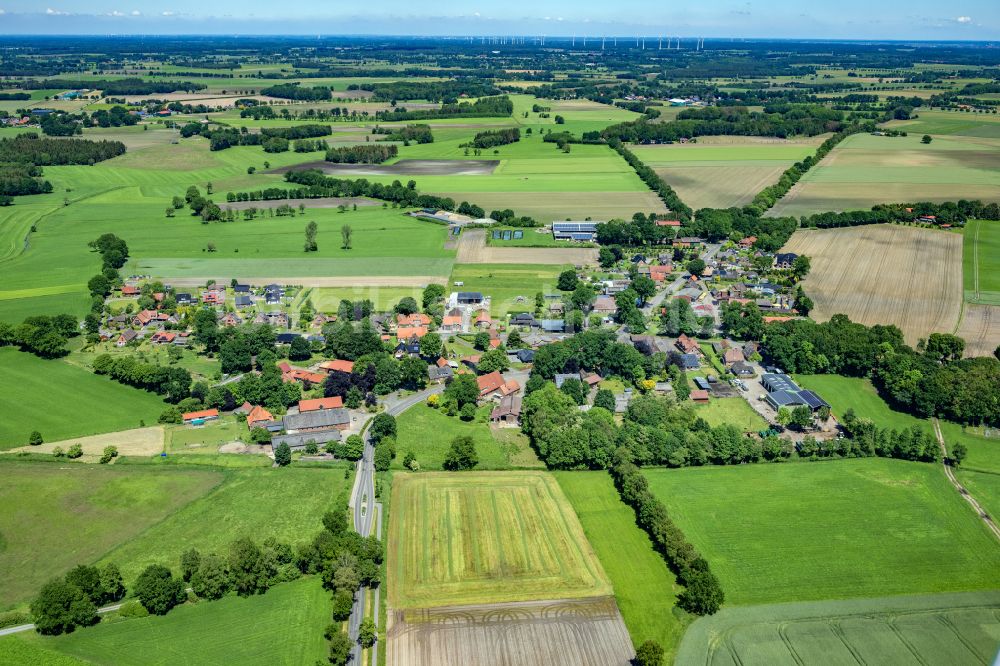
xmin=723 ymin=348 xmax=746 ymax=365
xmin=474 ymin=312 xmax=492 ymax=329
xmin=656 ymin=219 xmax=682 ymax=228
xmin=397 ymin=313 xmax=432 ymax=327
xmin=202 ymin=289 xmax=226 ymax=305
xmin=219 ymin=312 xmax=243 ymax=328
xmin=121 ymin=284 xmax=141 ymax=297
xmin=183 ymin=408 xmax=219 ymax=424
xmin=675 ymin=334 xmax=700 ymax=355
xmin=739 ymin=236 xmax=757 ymax=247
xmin=648 ymin=265 xmax=673 ymax=282
xmin=150 ymin=331 xmax=176 ymax=345
xmin=319 ymin=359 xmax=355 ymax=375
xmin=440 ymin=314 xmax=463 ymax=333
xmin=133 ymin=310 xmax=174 ymax=328
xmin=299 ymin=396 xmax=344 ymax=412
xmin=396 ymin=326 xmax=429 ymax=339
xmin=246 ymin=405 xmax=275 ymax=430
xmin=115 ymin=329 xmax=137 ymax=347
xmin=477 ymin=371 xmax=506 ymax=399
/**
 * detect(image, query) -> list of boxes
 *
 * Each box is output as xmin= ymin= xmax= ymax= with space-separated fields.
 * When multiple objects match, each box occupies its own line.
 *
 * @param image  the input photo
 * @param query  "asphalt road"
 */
xmin=348 ymin=386 xmax=443 ymax=664
xmin=0 ymin=602 xmax=125 ymax=637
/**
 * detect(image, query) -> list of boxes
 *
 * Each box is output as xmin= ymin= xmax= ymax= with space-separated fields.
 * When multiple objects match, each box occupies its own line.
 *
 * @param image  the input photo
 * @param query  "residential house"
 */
xmin=107 ymin=314 xmax=129 ymax=329
xmin=234 ymin=295 xmax=254 ymax=309
xmin=246 ymin=405 xmax=275 ymax=430
xmin=397 ymin=313 xmax=431 ymax=328
xmin=441 ymin=312 xmax=464 ymax=334
xmin=172 ymin=331 xmax=191 ymax=346
xmin=275 ymin=332 xmax=301 ymax=345
xmin=509 ymin=313 xmax=536 ymax=328
xmin=182 ymin=408 xmax=219 ymax=424
xmin=677 ymin=353 xmax=700 ymax=370
xmin=649 ymin=265 xmax=673 ymax=282
xmin=631 ymin=335 xmax=661 ymax=356
xmin=723 ymin=348 xmax=746 ymax=365
xmin=490 ymin=394 xmax=522 ymax=425
xmin=428 ymin=358 xmax=453 ymax=383
xmin=202 ymin=289 xmax=225 ymax=305
xmin=592 ymin=295 xmax=617 ymax=316
xmin=319 ymin=359 xmax=355 ymax=375
xmin=264 ymin=284 xmax=284 ymax=304
xmin=150 ymin=331 xmax=177 ymax=345
xmin=133 ymin=310 xmax=174 ymax=328
xmin=396 ymin=326 xmax=429 ymax=340
xmin=254 ymin=311 xmax=289 ymax=328
xmin=175 ymin=293 xmax=193 ymax=306
xmin=116 ymin=329 xmax=137 ymax=346
xmin=299 ymin=397 xmax=344 ymax=412
xmin=219 ymin=312 xmax=243 ymax=328
xmin=514 ymin=349 xmax=535 ymax=363
xmin=477 ymin=371 xmax=507 ymax=399
xmin=279 ymin=363 xmax=327 ymax=386
xmin=121 ymin=284 xmax=140 ymax=297
xmin=731 ymin=361 xmax=755 ymax=377
xmin=675 ymin=334 xmax=700 ymax=355
xmin=233 ymin=283 xmax=251 ymax=294
xmin=739 ymin=236 xmax=757 ymax=248
xmin=271 ymin=430 xmax=341 ymax=451
xmin=474 ymin=311 xmax=492 ymax=329
xmin=774 ymin=253 xmax=798 ymax=270
xmin=601 ymin=279 xmax=631 ymax=295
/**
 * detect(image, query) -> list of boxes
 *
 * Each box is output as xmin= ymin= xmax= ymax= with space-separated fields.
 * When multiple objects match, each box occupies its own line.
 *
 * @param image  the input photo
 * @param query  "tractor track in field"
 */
xmin=933 ymin=418 xmax=1000 ymax=542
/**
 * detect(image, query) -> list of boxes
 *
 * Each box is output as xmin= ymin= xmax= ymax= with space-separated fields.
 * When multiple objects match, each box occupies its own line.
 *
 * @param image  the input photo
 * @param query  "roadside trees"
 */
xmin=134 ymin=565 xmax=185 ymax=615
xmin=30 ymin=579 xmax=98 ymax=635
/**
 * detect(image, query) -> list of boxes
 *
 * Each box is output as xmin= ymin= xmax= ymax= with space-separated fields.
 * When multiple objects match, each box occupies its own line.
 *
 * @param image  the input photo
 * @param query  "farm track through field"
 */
xmin=933 ymin=418 xmax=1000 ymax=543
xmin=455 ymin=229 xmax=596 ymax=265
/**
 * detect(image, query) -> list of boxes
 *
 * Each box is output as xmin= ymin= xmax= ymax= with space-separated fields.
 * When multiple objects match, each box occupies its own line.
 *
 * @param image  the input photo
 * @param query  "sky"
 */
xmin=0 ymin=1 xmax=996 ymax=40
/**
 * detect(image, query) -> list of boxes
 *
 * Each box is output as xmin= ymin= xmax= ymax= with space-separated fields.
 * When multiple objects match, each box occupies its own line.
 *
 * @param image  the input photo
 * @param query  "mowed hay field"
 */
xmin=644 ymin=459 xmax=1000 ymax=607
xmin=676 ymin=591 xmax=1000 ymax=666
xmin=388 ymin=471 xmax=611 ymax=610
xmin=781 ymin=225 xmax=962 ymax=344
xmin=768 ymin=133 xmax=1000 ymax=217
xmin=963 ymin=219 xmax=1000 ymax=304
xmin=631 ymin=135 xmax=826 ymax=210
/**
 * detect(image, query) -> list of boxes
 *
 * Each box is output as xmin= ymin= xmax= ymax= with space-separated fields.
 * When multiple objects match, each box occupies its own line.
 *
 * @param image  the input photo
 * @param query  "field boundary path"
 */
xmin=0 ymin=601 xmax=125 ymax=637
xmin=933 ymin=418 xmax=1000 ymax=542
xmin=349 ymin=386 xmax=444 ymax=664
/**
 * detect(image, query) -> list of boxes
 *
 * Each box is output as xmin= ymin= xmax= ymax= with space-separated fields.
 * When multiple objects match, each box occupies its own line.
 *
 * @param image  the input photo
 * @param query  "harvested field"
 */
xmin=270 ymin=159 xmax=499 ymax=176
xmin=782 ymin=225 xmax=962 ymax=344
xmin=769 ymin=134 xmax=1000 ymax=217
xmin=221 ymin=196 xmax=380 ymax=211
xmin=7 ymin=426 xmax=164 ymax=458
xmin=956 ymin=304 xmax=1000 ymax=357
xmin=388 ymin=472 xmax=611 ymax=610
xmin=676 ymin=591 xmax=1000 ymax=666
xmin=387 ymin=597 xmax=633 ymax=666
xmin=456 ymin=229 xmax=597 ymax=265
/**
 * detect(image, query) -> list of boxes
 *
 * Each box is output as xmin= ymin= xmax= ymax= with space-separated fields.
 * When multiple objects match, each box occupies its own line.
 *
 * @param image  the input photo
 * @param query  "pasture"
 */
xmin=886 ymin=108 xmax=1000 ymax=138
xmin=643 ymin=459 xmax=1000 ymax=606
xmin=39 ymin=577 xmax=330 ymax=665
xmin=0 ymin=461 xmax=222 ymax=609
xmin=769 ymin=133 xmax=1000 ymax=217
xmin=631 ymin=135 xmax=826 ymax=210
xmin=388 ymin=471 xmax=611 ymax=610
xmin=0 ymin=348 xmax=168 ymax=449
xmin=676 ymin=591 xmax=1000 ymax=666
xmin=794 ymin=374 xmax=930 ymax=433
xmin=555 ymin=471 xmax=690 ymax=660
xmin=454 ymin=229 xmax=597 ymax=265
xmin=694 ymin=397 xmax=768 ymax=432
xmin=449 ymin=263 xmax=567 ymax=317
xmin=393 ymin=404 xmax=540 ymax=470
xmin=781 ymin=225 xmax=963 ymax=345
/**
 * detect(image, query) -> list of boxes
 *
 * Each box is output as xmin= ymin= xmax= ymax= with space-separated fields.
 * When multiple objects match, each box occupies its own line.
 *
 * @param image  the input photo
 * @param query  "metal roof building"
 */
xmin=551 ymin=221 xmax=603 ymax=242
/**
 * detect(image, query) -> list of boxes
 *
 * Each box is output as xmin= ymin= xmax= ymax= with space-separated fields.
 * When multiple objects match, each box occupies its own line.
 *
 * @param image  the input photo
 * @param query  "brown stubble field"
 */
xmin=782 ymin=225 xmax=963 ymax=345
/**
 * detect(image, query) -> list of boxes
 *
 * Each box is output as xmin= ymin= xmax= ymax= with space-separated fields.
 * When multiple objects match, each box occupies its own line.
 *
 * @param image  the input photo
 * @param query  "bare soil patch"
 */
xmin=269 ymin=159 xmax=499 ymax=176
xmin=8 ymin=426 xmax=164 ymax=458
xmin=222 ymin=196 xmax=380 ymax=211
xmin=956 ymin=304 xmax=1000 ymax=357
xmin=456 ymin=230 xmax=597 ymax=265
xmin=387 ymin=597 xmax=633 ymax=666
xmin=782 ymin=225 xmax=962 ymax=344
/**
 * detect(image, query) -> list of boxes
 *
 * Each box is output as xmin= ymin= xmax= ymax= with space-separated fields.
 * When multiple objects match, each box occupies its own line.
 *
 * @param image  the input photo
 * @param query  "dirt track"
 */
xmin=456 ymin=229 xmax=598 ymax=265
xmin=387 ymin=597 xmax=633 ymax=666
xmin=782 ymin=225 xmax=962 ymax=345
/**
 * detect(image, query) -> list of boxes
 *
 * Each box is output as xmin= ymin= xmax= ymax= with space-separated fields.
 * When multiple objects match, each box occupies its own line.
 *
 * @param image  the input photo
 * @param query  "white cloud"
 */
xmin=956 ymin=16 xmax=972 ymax=23
xmin=108 ymin=10 xmax=125 ymax=16
xmin=46 ymin=7 xmax=69 ymax=15
xmin=161 ymin=10 xmax=175 ymax=16
xmin=131 ymin=10 xmax=141 ymax=16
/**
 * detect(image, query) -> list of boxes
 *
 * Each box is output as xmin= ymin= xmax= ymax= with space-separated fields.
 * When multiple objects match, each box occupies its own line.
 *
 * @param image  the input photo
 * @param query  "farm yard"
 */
xmin=781 ymin=224 xmax=963 ymax=345
xmin=631 ymin=135 xmax=826 ymax=210
xmin=387 ymin=471 xmax=612 ymax=610
xmin=643 ymin=459 xmax=1000 ymax=606
xmin=676 ymin=591 xmax=1000 ymax=666
xmin=768 ymin=133 xmax=1000 ymax=217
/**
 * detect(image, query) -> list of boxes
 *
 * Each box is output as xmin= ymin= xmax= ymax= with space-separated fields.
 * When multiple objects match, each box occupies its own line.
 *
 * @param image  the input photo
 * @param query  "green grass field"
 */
xmin=0 ymin=461 xmax=222 ymax=609
xmin=768 ymin=133 xmax=1000 ymax=217
xmin=448 ymin=263 xmax=565 ymax=317
xmin=644 ymin=459 xmax=1000 ymax=606
xmin=393 ymin=403 xmax=541 ymax=470
xmin=795 ymin=374 xmax=930 ymax=433
xmin=632 ymin=135 xmax=825 ymax=210
xmin=963 ymin=219 xmax=1000 ymax=305
xmin=388 ymin=471 xmax=611 ymax=609
xmin=676 ymin=590 xmax=1000 ymax=666
xmin=0 ymin=636 xmax=90 ymax=665
xmin=36 ymin=577 xmax=330 ymax=665
xmin=694 ymin=397 xmax=768 ymax=432
xmin=0 ymin=348 xmax=168 ymax=449
xmin=887 ymin=109 xmax=1000 ymax=138
xmin=555 ymin=471 xmax=690 ymax=660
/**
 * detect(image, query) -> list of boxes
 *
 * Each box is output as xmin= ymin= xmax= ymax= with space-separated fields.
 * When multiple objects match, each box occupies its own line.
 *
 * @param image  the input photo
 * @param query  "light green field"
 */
xmin=676 ymin=591 xmax=1000 ymax=666
xmin=394 ymin=403 xmax=541 ymax=470
xmin=887 ymin=109 xmax=1000 ymax=138
xmin=35 ymin=577 xmax=330 ymax=665
xmin=555 ymin=471 xmax=690 ymax=660
xmin=0 ymin=461 xmax=222 ymax=609
xmin=939 ymin=420 xmax=1000 ymax=475
xmin=449 ymin=263 xmax=565 ymax=317
xmin=769 ymin=133 xmax=1000 ymax=217
xmin=0 ymin=348 xmax=168 ymax=449
xmin=632 ymin=136 xmax=825 ymax=210
xmin=795 ymin=374 xmax=930 ymax=433
xmin=644 ymin=459 xmax=1000 ymax=606
xmin=694 ymin=397 xmax=768 ymax=432
xmin=963 ymin=219 xmax=1000 ymax=305
xmin=388 ymin=471 xmax=612 ymax=609
xmin=0 ymin=636 xmax=89 ymax=665
xmin=98 ymin=466 xmax=350 ymax=584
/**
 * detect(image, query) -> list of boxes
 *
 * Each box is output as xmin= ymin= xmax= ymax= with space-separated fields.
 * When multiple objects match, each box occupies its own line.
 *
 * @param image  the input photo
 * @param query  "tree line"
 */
xmin=15 ymin=77 xmax=205 ymax=94
xmin=325 ymin=144 xmax=398 ymax=164
xmin=92 ymin=353 xmax=193 ymax=403
xmin=360 ymin=79 xmax=501 ymax=102
xmin=375 ymin=95 xmax=513 ymax=122
xmin=0 ymin=314 xmax=78 ymax=358
xmin=467 ymin=127 xmax=520 ymax=149
xmin=0 ymin=162 xmax=51 ymax=198
xmin=259 ymin=83 xmax=333 ymax=101
xmin=372 ymin=124 xmax=434 ymax=144
xmin=0 ymin=133 xmax=126 ymax=165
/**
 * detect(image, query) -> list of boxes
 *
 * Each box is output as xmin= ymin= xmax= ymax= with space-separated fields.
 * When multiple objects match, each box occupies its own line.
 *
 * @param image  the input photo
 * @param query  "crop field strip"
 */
xmin=781 ymin=224 xmax=963 ymax=345
xmin=676 ymin=591 xmax=1000 ymax=666
xmin=388 ymin=472 xmax=611 ymax=610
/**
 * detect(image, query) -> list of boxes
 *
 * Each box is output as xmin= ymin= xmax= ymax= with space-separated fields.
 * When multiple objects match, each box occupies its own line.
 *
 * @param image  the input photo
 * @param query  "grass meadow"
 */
xmin=388 ymin=471 xmax=611 ymax=609
xmin=393 ymin=403 xmax=541 ymax=470
xmin=694 ymin=397 xmax=768 ymax=432
xmin=555 ymin=471 xmax=690 ymax=661
xmin=0 ymin=348 xmax=168 ymax=449
xmin=768 ymin=132 xmax=1000 ymax=217
xmin=36 ymin=577 xmax=330 ymax=665
xmin=0 ymin=461 xmax=223 ymax=609
xmin=644 ymin=459 xmax=1000 ymax=606
xmin=963 ymin=219 xmax=1000 ymax=305
xmin=676 ymin=590 xmax=1000 ymax=666
xmin=631 ymin=135 xmax=825 ymax=210
xmin=794 ymin=374 xmax=930 ymax=433
xmin=448 ymin=263 xmax=565 ymax=317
